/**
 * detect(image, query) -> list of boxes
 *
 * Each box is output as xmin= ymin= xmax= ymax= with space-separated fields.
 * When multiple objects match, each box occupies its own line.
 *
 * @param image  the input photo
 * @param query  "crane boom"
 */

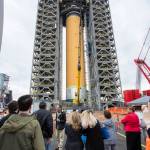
xmin=135 ymin=28 xmax=150 ymax=87
xmin=134 ymin=59 xmax=150 ymax=84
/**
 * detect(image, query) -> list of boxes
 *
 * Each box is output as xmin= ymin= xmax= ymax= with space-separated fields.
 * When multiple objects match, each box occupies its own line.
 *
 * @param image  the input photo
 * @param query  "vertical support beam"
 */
xmin=84 ymin=11 xmax=92 ymax=106
xmin=88 ymin=0 xmax=122 ymax=108
xmin=59 ymin=16 xmax=63 ymax=102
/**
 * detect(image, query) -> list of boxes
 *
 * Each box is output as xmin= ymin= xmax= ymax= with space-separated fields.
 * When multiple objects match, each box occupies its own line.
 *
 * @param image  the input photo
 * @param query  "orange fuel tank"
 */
xmin=66 ymin=14 xmax=86 ymax=104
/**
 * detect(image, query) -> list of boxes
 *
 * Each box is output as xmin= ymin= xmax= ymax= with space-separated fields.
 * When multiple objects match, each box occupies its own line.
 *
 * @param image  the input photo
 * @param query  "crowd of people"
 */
xmin=0 ymin=94 xmax=150 ymax=150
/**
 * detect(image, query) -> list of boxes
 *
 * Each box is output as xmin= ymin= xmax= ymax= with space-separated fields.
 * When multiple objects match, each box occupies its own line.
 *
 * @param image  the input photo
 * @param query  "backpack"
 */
xmin=100 ymin=126 xmax=110 ymax=139
xmin=97 ymin=121 xmax=110 ymax=139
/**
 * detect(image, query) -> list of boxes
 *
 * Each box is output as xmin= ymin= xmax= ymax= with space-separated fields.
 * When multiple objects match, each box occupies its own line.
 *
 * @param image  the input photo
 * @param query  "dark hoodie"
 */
xmin=103 ymin=119 xmax=117 ymax=145
xmin=0 ymin=114 xmax=45 ymax=150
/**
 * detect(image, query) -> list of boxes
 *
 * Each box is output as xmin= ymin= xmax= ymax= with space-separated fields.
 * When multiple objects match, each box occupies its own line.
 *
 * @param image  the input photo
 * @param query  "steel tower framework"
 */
xmin=31 ymin=0 xmax=122 ymax=106
xmin=30 ymin=0 xmax=60 ymax=103
xmin=88 ymin=0 xmax=122 ymax=107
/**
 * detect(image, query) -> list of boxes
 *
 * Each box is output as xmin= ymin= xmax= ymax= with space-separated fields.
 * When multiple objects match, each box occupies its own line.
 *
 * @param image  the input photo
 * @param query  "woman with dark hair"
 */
xmin=103 ymin=110 xmax=117 ymax=150
xmin=121 ymin=107 xmax=142 ymax=150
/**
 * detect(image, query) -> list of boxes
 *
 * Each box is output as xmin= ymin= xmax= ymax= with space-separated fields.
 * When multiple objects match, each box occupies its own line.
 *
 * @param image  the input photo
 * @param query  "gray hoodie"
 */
xmin=103 ymin=119 xmax=117 ymax=145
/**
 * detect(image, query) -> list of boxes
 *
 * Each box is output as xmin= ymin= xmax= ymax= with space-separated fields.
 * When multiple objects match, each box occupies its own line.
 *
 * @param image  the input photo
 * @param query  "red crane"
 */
xmin=134 ymin=28 xmax=150 ymax=88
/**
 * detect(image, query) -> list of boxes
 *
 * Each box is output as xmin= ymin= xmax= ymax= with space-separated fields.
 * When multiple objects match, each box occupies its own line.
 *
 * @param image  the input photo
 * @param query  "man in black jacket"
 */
xmin=56 ymin=105 xmax=66 ymax=150
xmin=35 ymin=101 xmax=53 ymax=150
xmin=0 ymin=101 xmax=18 ymax=128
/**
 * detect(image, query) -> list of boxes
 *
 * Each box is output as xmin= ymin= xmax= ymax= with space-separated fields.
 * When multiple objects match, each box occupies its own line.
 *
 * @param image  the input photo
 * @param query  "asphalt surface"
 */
xmin=116 ymin=132 xmax=145 ymax=150
xmin=51 ymin=132 xmax=145 ymax=150
xmin=116 ymin=133 xmax=127 ymax=150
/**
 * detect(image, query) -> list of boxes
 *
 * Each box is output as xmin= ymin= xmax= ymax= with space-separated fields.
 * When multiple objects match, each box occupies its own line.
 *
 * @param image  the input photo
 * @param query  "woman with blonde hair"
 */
xmin=65 ymin=111 xmax=83 ymax=150
xmin=81 ymin=110 xmax=104 ymax=150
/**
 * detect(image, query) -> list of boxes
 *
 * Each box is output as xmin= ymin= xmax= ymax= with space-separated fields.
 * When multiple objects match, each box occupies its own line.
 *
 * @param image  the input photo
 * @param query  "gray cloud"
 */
xmin=0 ymin=0 xmax=150 ymax=99
xmin=0 ymin=0 xmax=38 ymax=99
xmin=110 ymin=0 xmax=150 ymax=90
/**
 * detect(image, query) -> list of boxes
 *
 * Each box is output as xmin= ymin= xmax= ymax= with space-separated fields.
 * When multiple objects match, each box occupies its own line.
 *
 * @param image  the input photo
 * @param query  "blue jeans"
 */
xmin=45 ymin=138 xmax=52 ymax=150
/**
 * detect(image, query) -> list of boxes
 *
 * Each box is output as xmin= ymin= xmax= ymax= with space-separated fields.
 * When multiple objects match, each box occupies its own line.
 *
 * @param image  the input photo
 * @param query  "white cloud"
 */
xmin=0 ymin=0 xmax=150 ymax=100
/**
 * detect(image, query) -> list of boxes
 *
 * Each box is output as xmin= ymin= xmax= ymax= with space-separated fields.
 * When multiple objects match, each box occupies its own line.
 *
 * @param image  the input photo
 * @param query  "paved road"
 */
xmin=116 ymin=133 xmax=127 ymax=150
xmin=51 ymin=132 xmax=145 ymax=150
xmin=117 ymin=132 xmax=145 ymax=150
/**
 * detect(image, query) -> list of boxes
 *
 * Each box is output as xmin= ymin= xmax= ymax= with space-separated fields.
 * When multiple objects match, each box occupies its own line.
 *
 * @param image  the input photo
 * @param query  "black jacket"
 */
xmin=0 ymin=112 xmax=18 ymax=128
xmin=65 ymin=124 xmax=83 ymax=150
xmin=34 ymin=109 xmax=53 ymax=138
xmin=0 ymin=114 xmax=10 ymax=128
xmin=56 ymin=111 xmax=66 ymax=130
xmin=83 ymin=122 xmax=104 ymax=150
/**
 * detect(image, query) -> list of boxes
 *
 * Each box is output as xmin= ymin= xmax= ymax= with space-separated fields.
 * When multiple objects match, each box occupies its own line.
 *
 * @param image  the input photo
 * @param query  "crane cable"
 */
xmin=138 ymin=27 xmax=150 ymax=59
xmin=144 ymin=42 xmax=150 ymax=61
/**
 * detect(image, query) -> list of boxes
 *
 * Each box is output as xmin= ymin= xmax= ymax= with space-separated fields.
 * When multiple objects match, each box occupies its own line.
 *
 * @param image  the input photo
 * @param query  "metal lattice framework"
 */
xmin=88 ymin=0 xmax=122 ymax=107
xmin=31 ymin=0 xmax=122 ymax=107
xmin=30 ymin=0 xmax=60 ymax=103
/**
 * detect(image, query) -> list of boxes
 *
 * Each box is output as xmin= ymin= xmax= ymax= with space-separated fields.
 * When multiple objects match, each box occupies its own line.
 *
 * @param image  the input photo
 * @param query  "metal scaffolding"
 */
xmin=30 ymin=0 xmax=60 ymax=104
xmin=31 ymin=0 xmax=122 ymax=107
xmin=88 ymin=0 xmax=122 ymax=108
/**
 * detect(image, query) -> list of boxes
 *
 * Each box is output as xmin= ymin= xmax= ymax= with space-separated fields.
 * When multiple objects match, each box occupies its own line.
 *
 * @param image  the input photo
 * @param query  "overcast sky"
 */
xmin=0 ymin=0 xmax=150 ymax=100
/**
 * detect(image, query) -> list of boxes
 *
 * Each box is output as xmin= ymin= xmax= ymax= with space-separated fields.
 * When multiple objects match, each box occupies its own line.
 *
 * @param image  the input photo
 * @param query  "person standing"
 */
xmin=56 ymin=105 xmax=66 ymax=150
xmin=65 ymin=111 xmax=83 ymax=150
xmin=143 ymin=105 xmax=150 ymax=134
xmin=0 ymin=100 xmax=18 ymax=128
xmin=0 ymin=95 xmax=45 ymax=150
xmin=81 ymin=110 xmax=104 ymax=150
xmin=103 ymin=110 xmax=117 ymax=150
xmin=34 ymin=101 xmax=53 ymax=150
xmin=135 ymin=106 xmax=147 ymax=142
xmin=121 ymin=107 xmax=142 ymax=150
xmin=143 ymin=105 xmax=150 ymax=150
